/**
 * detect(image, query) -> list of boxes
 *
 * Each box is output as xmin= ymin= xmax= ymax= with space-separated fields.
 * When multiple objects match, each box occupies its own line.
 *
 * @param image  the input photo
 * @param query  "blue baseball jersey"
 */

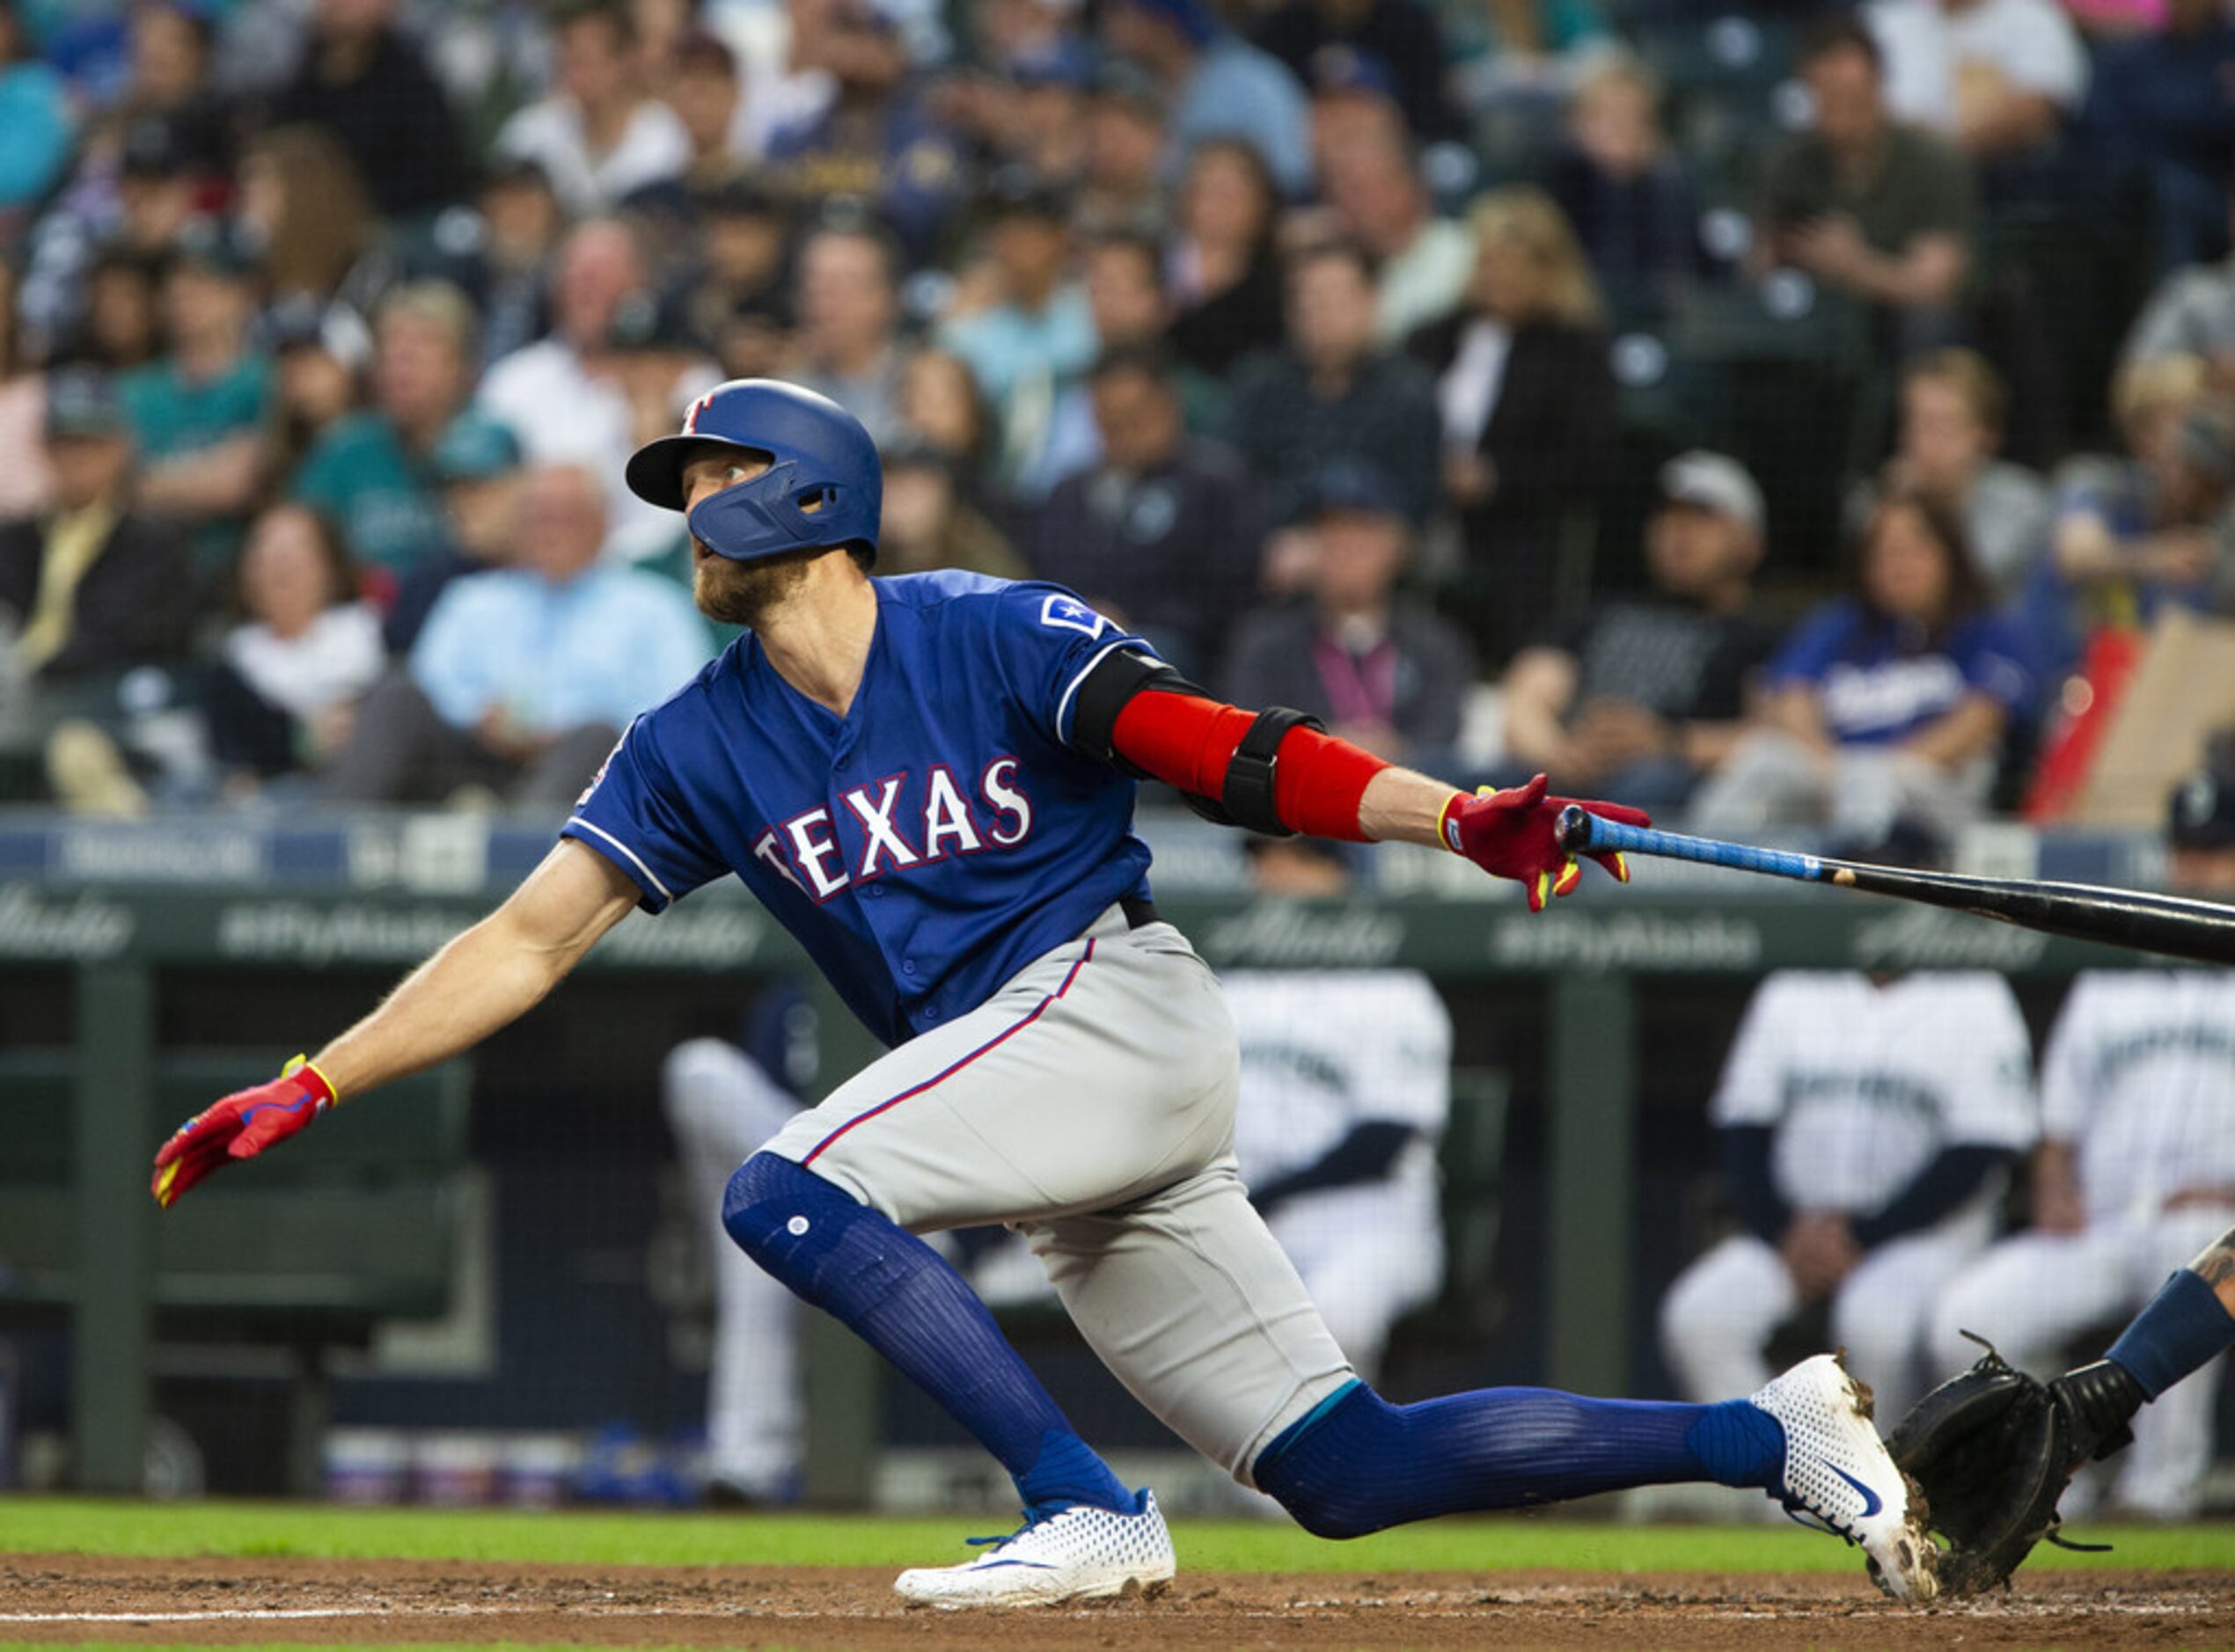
xmin=562 ymin=570 xmax=1158 ymax=1047
xmin=1763 ymin=598 xmax=2034 ymax=748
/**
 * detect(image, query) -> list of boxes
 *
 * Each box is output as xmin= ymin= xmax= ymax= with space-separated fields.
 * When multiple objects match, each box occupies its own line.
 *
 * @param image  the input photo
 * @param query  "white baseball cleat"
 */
xmin=893 ymin=1489 xmax=1176 ymax=1610
xmin=1752 ymin=1353 xmax=1939 ymax=1604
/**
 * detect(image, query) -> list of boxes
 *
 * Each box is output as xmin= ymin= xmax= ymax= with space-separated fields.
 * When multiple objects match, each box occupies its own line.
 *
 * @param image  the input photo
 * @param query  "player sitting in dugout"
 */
xmin=154 ymin=379 xmax=2005 ymax=1609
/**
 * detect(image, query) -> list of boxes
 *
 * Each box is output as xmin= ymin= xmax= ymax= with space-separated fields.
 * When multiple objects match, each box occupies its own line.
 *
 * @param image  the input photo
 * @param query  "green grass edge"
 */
xmin=4 ymin=1497 xmax=2233 ymax=1574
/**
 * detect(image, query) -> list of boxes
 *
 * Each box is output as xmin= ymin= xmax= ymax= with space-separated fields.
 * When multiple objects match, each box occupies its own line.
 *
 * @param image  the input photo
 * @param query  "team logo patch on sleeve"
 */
xmin=1039 ymin=594 xmax=1110 ymax=640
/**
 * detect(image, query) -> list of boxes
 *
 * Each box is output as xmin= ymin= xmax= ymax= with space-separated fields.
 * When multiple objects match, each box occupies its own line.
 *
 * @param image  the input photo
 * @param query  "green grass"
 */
xmin=3 ymin=1497 xmax=2232 ymax=1574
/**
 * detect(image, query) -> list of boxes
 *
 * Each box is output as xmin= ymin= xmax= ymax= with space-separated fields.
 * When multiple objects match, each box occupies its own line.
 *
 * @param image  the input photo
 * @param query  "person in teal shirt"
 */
xmin=0 ymin=4 xmax=72 ymax=215
xmin=293 ymin=282 xmax=478 ymax=581
xmin=118 ymin=219 xmax=273 ymax=581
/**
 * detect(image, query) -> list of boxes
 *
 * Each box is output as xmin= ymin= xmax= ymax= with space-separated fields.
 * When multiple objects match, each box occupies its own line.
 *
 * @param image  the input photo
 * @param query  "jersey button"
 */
xmin=866 ymin=883 xmax=884 ymax=899
xmin=902 ymin=960 xmax=918 ymax=976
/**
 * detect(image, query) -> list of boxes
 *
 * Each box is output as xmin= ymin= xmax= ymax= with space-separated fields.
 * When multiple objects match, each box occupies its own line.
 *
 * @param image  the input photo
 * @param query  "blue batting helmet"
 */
xmin=624 ymin=378 xmax=883 ymax=567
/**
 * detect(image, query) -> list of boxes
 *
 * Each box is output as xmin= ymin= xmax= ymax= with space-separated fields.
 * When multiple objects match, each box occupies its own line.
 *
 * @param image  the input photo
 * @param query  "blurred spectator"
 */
xmin=1693 ymin=492 xmax=2035 ymax=851
xmin=118 ymin=218 xmax=272 ymax=576
xmin=293 ymin=281 xmax=476 ymax=578
xmin=267 ymin=0 xmax=471 ymax=219
xmin=321 ymin=463 xmax=710 ymax=810
xmin=2086 ymin=0 xmax=2235 ymax=271
xmin=937 ymin=178 xmax=1096 ymax=495
xmin=204 ymin=501 xmax=384 ymax=793
xmin=1304 ymin=39 xmax=1411 ymax=186
xmin=1546 ymin=51 xmax=1706 ymax=318
xmin=105 ymin=0 xmax=231 ymax=180
xmin=478 ymin=217 xmax=707 ymax=563
xmin=684 ymin=180 xmax=795 ymax=372
xmin=1499 ymin=451 xmax=1776 ymax=808
xmin=1031 ymin=344 xmax=1262 ymax=677
xmin=0 ymin=0 xmax=74 ymax=223
xmin=496 ymin=0 xmax=690 ymax=216
xmin=66 ymin=245 xmax=164 ymax=376
xmin=1166 ymin=137 xmax=1286 ymax=377
xmin=1409 ymin=187 xmax=1614 ymax=667
xmin=1755 ymin=15 xmax=1975 ymax=346
xmin=898 ymin=346 xmax=994 ymax=479
xmin=2027 ymin=370 xmax=2235 ymax=674
xmin=1865 ymin=0 xmax=2087 ymax=163
xmin=1323 ymin=123 xmax=1469 ymax=343
xmin=0 ymin=366 xmax=191 ymax=681
xmin=264 ymin=296 xmax=373 ymax=485
xmin=1253 ymin=0 xmax=1460 ymax=148
xmin=1103 ymin=0 xmax=1313 ymax=197
xmin=2121 ymin=175 xmax=2235 ymax=375
xmin=1927 ymin=959 xmax=2235 ymax=1519
xmin=876 ymin=439 xmax=1027 ymax=578
xmin=1037 ymin=226 xmax=1218 ymax=465
xmin=1660 ymin=969 xmax=2033 ymax=1426
xmin=385 ymin=412 xmax=525 ymax=654
xmin=1224 ymin=459 xmax=1471 ymax=764
xmin=0 ymin=252 xmax=51 ymax=518
xmin=760 ymin=1 xmax=965 ymax=263
xmin=1080 ymin=62 xmax=1169 ymax=226
xmin=460 ymin=157 xmax=565 ymax=369
xmin=1000 ymin=35 xmax=1095 ymax=191
xmin=235 ymin=126 xmax=379 ymax=310
xmin=789 ymin=218 xmax=910 ymax=445
xmin=660 ymin=29 xmax=755 ymax=196
xmin=1224 ymin=237 xmax=1440 ymax=528
xmin=1845 ymin=349 xmax=2054 ymax=601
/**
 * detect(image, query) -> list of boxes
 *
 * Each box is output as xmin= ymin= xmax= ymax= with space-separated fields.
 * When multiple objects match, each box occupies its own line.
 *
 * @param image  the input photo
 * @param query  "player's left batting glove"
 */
xmin=150 ymin=1056 xmax=337 ymax=1210
xmin=1440 ymin=773 xmax=1651 ymax=912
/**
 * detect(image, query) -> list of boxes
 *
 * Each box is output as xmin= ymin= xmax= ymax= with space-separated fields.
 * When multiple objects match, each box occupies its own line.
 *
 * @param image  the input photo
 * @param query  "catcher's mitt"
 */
xmin=1886 ymin=1335 xmax=2123 ymax=1597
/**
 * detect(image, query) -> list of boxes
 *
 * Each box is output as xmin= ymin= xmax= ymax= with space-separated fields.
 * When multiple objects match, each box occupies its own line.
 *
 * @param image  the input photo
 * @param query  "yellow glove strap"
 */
xmin=281 ymin=1053 xmax=341 ymax=1107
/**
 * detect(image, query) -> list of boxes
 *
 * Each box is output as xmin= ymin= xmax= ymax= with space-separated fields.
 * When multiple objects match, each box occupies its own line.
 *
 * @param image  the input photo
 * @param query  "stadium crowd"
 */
xmin=0 ymin=0 xmax=2230 ymax=859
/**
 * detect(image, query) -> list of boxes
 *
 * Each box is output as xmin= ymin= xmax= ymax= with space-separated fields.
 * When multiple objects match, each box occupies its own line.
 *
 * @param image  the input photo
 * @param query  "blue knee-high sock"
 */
xmin=722 ymin=1152 xmax=1133 ymax=1516
xmin=1254 ymin=1381 xmax=1784 ymax=1539
xmin=2107 ymin=1268 xmax=2235 ymax=1400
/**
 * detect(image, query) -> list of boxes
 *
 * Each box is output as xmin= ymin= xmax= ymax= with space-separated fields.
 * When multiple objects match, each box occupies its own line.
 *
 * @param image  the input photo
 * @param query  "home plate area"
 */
xmin=3 ymin=1556 xmax=2231 ymax=1648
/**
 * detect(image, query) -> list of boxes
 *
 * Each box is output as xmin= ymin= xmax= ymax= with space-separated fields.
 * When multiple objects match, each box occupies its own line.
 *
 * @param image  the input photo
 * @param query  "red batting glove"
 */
xmin=1439 ymin=773 xmax=1652 ymax=912
xmin=151 ymin=1056 xmax=337 ymax=1209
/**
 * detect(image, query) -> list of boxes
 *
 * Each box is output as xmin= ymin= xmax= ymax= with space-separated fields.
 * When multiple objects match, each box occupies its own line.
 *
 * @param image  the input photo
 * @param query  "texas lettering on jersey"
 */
xmin=561 ymin=572 xmax=1160 ymax=1046
xmin=753 ymin=759 xmax=1036 ymax=902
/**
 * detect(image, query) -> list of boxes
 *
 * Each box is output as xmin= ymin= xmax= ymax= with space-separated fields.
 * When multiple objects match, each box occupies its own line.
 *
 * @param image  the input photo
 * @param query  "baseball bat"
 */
xmin=1553 ymin=807 xmax=2235 ymax=967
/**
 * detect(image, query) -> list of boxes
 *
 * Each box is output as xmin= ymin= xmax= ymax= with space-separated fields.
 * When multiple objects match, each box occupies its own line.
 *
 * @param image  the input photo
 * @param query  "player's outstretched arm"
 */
xmin=153 ymin=840 xmax=640 ymax=1207
xmin=1096 ymin=681 xmax=1647 ymax=910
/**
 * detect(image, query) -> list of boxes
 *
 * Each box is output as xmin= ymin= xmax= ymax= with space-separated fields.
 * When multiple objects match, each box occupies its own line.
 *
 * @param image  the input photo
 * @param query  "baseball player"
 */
xmin=1660 ymin=971 xmax=2037 ymax=1424
xmin=1924 ymin=967 xmax=2235 ymax=1517
xmin=152 ymin=381 xmax=1938 ymax=1606
xmin=969 ymin=837 xmax=1450 ymax=1384
xmin=663 ymin=1000 xmax=810 ymax=1505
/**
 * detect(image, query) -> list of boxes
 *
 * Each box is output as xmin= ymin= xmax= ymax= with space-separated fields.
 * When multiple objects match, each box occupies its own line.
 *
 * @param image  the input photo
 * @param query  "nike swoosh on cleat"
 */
xmin=1831 ymin=1466 xmax=1884 ymax=1519
xmin=969 ymin=1560 xmax=1058 ymax=1571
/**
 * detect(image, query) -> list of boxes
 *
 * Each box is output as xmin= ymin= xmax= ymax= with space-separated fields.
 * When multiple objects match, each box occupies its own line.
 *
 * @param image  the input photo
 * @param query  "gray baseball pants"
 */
xmin=761 ymin=903 xmax=1357 ymax=1482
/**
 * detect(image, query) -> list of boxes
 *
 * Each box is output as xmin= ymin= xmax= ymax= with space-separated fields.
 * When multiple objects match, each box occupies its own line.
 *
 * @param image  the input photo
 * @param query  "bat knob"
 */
xmin=1555 ymin=804 xmax=1591 ymax=852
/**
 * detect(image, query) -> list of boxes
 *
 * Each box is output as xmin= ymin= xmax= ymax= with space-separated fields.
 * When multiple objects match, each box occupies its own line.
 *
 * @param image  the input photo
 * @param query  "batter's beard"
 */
xmin=692 ymin=545 xmax=828 ymax=626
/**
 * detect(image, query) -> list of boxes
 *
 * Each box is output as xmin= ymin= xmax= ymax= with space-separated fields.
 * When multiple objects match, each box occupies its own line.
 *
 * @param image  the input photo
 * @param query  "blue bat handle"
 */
xmin=1557 ymin=807 xmax=1827 ymax=884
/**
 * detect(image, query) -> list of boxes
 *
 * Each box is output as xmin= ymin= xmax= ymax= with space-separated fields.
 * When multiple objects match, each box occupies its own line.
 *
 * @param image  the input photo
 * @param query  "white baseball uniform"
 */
xmin=662 ymin=1036 xmax=805 ymax=1500
xmin=1660 ymin=971 xmax=2037 ymax=1421
xmin=1929 ymin=970 xmax=2235 ymax=1517
xmin=1219 ymin=969 xmax=1451 ymax=1380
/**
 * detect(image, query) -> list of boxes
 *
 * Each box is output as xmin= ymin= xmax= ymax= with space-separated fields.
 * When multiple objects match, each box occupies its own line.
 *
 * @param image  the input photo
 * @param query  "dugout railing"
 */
xmin=0 ymin=851 xmax=2170 ymax=1500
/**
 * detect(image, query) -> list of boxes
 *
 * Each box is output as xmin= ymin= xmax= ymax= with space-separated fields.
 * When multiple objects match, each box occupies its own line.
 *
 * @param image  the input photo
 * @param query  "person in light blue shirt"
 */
xmin=320 ymin=462 xmax=712 ymax=812
xmin=1101 ymin=0 xmax=1313 ymax=198
xmin=935 ymin=178 xmax=1098 ymax=499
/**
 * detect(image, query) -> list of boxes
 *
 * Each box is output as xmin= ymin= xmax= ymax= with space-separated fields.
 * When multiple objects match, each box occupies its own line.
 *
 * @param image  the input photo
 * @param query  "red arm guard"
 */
xmin=1108 ymin=690 xmax=1390 ymax=842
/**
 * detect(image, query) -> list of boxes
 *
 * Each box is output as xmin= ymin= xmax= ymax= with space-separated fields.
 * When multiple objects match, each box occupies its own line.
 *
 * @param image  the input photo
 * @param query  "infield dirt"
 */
xmin=2 ymin=1554 xmax=2230 ymax=1648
